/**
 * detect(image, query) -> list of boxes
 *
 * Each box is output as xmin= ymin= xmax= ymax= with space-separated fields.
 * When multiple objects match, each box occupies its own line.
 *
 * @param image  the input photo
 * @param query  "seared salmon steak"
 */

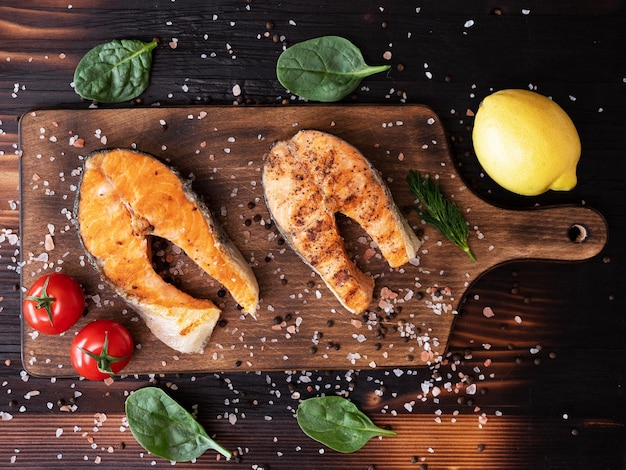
xmin=75 ymin=148 xmax=259 ymax=354
xmin=262 ymin=130 xmax=421 ymax=314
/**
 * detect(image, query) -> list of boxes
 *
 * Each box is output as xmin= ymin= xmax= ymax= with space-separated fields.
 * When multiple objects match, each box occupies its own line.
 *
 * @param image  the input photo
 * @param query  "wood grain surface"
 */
xmin=2 ymin=2 xmax=626 ymax=469
xmin=19 ymin=106 xmax=607 ymax=377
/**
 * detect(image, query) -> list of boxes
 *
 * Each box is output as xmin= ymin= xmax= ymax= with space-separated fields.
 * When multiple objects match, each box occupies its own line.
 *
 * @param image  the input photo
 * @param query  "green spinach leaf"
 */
xmin=125 ymin=387 xmax=232 ymax=462
xmin=73 ymin=39 xmax=157 ymax=103
xmin=276 ymin=36 xmax=390 ymax=102
xmin=296 ymin=395 xmax=396 ymax=453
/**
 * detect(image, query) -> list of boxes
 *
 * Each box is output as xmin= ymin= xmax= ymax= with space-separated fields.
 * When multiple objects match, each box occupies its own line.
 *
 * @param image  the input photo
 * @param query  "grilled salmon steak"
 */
xmin=262 ymin=130 xmax=421 ymax=314
xmin=75 ymin=148 xmax=259 ymax=354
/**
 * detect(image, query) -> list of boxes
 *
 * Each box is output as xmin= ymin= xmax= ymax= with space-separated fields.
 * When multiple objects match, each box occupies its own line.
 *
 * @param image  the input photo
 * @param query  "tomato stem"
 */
xmin=24 ymin=275 xmax=56 ymax=326
xmin=79 ymin=331 xmax=129 ymax=378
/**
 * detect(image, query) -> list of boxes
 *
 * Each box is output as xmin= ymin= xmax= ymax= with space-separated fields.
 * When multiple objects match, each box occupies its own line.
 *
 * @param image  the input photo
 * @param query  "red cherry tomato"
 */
xmin=70 ymin=319 xmax=134 ymax=380
xmin=23 ymin=273 xmax=85 ymax=334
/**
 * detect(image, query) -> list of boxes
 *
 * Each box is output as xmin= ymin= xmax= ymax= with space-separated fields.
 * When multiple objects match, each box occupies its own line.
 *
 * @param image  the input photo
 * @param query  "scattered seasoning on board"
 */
xmin=7 ymin=57 xmax=605 ymax=468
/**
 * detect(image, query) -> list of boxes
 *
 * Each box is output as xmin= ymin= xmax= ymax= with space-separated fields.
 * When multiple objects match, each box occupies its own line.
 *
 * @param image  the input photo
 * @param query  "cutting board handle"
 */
xmin=483 ymin=205 xmax=608 ymax=262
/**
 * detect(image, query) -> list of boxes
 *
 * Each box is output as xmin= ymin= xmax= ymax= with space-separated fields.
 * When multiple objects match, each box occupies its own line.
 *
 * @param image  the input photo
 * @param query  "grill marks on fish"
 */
xmin=263 ymin=130 xmax=421 ymax=314
xmin=75 ymin=148 xmax=259 ymax=354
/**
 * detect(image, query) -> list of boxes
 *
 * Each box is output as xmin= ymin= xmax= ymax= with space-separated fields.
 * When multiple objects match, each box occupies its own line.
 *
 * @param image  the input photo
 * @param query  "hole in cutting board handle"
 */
xmin=568 ymin=224 xmax=588 ymax=243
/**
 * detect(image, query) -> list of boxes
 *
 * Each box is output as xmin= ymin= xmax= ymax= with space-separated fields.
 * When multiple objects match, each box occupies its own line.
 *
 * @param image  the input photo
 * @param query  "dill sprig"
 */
xmin=407 ymin=170 xmax=476 ymax=261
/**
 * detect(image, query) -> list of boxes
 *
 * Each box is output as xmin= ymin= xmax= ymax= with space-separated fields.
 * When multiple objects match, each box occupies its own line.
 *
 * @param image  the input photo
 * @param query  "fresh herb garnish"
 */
xmin=73 ymin=38 xmax=157 ymax=103
xmin=125 ymin=387 xmax=232 ymax=462
xmin=296 ymin=396 xmax=396 ymax=453
xmin=407 ymin=170 xmax=476 ymax=261
xmin=276 ymin=36 xmax=390 ymax=102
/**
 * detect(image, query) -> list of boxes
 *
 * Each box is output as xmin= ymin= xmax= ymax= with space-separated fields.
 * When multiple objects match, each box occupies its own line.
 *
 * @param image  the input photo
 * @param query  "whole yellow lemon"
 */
xmin=472 ymin=89 xmax=581 ymax=196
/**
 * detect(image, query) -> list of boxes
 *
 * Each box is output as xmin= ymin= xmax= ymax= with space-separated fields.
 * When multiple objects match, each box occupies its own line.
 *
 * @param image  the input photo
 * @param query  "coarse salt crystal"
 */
xmin=25 ymin=390 xmax=40 ymax=399
xmin=354 ymin=334 xmax=367 ymax=343
xmin=44 ymin=234 xmax=55 ymax=251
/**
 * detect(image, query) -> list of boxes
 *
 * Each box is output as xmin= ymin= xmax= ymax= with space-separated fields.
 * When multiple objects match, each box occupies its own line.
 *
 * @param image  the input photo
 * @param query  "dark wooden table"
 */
xmin=2 ymin=2 xmax=626 ymax=468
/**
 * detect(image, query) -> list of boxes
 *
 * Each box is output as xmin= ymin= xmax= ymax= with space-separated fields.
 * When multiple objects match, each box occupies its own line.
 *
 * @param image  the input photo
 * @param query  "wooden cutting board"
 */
xmin=19 ymin=105 xmax=607 ymax=377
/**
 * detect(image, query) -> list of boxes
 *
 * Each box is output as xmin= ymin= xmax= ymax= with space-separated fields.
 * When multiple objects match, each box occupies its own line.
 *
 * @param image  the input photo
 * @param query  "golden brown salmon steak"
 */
xmin=262 ymin=130 xmax=421 ymax=314
xmin=75 ymin=148 xmax=259 ymax=354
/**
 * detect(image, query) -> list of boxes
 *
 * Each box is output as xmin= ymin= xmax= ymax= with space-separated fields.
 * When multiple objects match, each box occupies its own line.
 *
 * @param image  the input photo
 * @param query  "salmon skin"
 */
xmin=262 ymin=130 xmax=421 ymax=314
xmin=74 ymin=148 xmax=259 ymax=354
